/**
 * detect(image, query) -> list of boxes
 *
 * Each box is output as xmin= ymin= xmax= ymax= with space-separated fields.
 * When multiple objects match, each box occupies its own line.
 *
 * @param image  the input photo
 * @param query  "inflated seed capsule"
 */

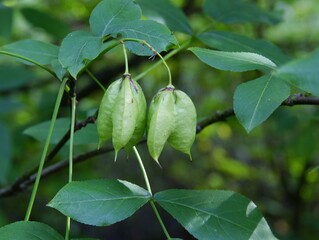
xmin=97 ymin=79 xmax=121 ymax=147
xmin=112 ymin=75 xmax=139 ymax=157
xmin=125 ymin=79 xmax=147 ymax=151
xmin=167 ymin=90 xmax=197 ymax=159
xmin=147 ymin=87 xmax=175 ymax=163
xmin=97 ymin=74 xmax=147 ymax=160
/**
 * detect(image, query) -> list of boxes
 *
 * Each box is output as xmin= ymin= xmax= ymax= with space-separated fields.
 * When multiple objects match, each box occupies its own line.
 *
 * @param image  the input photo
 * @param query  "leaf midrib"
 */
xmin=158 ymin=199 xmax=255 ymax=234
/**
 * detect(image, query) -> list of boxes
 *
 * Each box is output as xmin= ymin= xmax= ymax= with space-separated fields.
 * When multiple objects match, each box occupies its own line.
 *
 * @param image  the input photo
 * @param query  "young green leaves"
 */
xmin=147 ymin=86 xmax=197 ymax=163
xmin=97 ymin=74 xmax=146 ymax=159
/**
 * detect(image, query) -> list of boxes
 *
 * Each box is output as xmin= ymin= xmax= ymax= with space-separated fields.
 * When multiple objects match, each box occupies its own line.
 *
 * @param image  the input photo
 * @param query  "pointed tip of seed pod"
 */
xmin=114 ymin=150 xmax=118 ymax=162
xmin=152 ymin=157 xmax=162 ymax=168
xmin=188 ymin=152 xmax=193 ymax=161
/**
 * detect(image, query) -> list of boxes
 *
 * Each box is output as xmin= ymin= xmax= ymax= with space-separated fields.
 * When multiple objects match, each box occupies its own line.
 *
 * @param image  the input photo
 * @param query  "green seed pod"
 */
xmin=97 ymin=79 xmax=121 ymax=147
xmin=147 ymin=87 xmax=175 ymax=163
xmin=125 ymin=79 xmax=147 ymax=151
xmin=168 ymin=90 xmax=197 ymax=159
xmin=112 ymin=75 xmax=139 ymax=156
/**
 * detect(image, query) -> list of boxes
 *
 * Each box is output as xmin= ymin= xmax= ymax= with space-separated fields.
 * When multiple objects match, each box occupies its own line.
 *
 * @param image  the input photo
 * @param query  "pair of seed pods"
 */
xmin=97 ymin=74 xmax=197 ymax=163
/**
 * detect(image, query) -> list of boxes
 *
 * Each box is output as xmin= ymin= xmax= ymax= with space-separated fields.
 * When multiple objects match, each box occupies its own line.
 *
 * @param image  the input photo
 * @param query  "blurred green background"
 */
xmin=0 ymin=0 xmax=318 ymax=239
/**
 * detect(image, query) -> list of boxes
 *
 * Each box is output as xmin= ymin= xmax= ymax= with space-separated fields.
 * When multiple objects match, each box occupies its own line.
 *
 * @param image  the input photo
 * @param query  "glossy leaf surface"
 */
xmin=203 ymin=0 xmax=281 ymax=25
xmin=190 ymin=47 xmax=277 ymax=72
xmin=155 ymin=189 xmax=277 ymax=240
xmin=0 ymin=39 xmax=58 ymax=65
xmin=89 ymin=0 xmax=141 ymax=37
xmin=119 ymin=20 xmax=178 ymax=56
xmin=48 ymin=179 xmax=150 ymax=226
xmin=136 ymin=0 xmax=192 ymax=34
xmin=58 ymin=31 xmax=104 ymax=78
xmin=0 ymin=221 xmax=63 ymax=240
xmin=234 ymin=75 xmax=290 ymax=132
xmin=197 ymin=31 xmax=290 ymax=65
xmin=275 ymin=48 xmax=319 ymax=96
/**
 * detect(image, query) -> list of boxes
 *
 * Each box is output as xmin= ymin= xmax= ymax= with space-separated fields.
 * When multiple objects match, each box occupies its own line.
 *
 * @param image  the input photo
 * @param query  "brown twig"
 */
xmin=0 ymin=94 xmax=318 ymax=198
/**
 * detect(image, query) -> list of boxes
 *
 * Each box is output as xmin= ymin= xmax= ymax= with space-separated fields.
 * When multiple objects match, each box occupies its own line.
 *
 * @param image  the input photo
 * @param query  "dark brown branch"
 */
xmin=0 ymin=94 xmax=319 ymax=198
xmin=0 ymin=116 xmax=97 ymax=198
xmin=196 ymin=108 xmax=234 ymax=133
xmin=0 ymin=145 xmax=113 ymax=197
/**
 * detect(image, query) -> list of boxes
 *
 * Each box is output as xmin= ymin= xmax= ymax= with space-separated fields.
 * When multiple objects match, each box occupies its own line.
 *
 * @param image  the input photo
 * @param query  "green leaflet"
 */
xmin=189 ymin=47 xmax=277 ymax=72
xmin=48 ymin=179 xmax=150 ymax=227
xmin=147 ymin=89 xmax=175 ymax=163
xmin=112 ymin=76 xmax=139 ymax=156
xmin=168 ymin=90 xmax=197 ymax=158
xmin=58 ymin=30 xmax=104 ymax=79
xmin=197 ymin=31 xmax=290 ymax=66
xmin=97 ymin=79 xmax=121 ymax=146
xmin=155 ymin=189 xmax=278 ymax=240
xmin=0 ymin=221 xmax=63 ymax=240
xmin=119 ymin=20 xmax=178 ymax=56
xmin=0 ymin=39 xmax=58 ymax=65
xmin=89 ymin=0 xmax=142 ymax=37
xmin=234 ymin=74 xmax=290 ymax=132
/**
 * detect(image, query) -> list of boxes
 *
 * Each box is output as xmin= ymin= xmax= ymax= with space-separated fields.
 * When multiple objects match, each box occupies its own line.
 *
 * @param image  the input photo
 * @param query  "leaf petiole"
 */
xmin=122 ymin=38 xmax=173 ymax=85
xmin=132 ymin=146 xmax=171 ymax=240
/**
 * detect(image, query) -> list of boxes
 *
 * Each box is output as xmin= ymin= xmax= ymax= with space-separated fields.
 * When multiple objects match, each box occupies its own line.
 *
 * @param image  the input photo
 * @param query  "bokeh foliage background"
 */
xmin=0 ymin=0 xmax=319 ymax=239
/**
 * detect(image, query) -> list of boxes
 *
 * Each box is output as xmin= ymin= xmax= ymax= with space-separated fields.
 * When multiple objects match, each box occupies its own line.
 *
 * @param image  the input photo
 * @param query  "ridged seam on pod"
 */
xmin=125 ymin=78 xmax=147 ymax=151
xmin=112 ymin=74 xmax=139 ymax=157
xmin=97 ymin=79 xmax=121 ymax=147
xmin=167 ymin=90 xmax=197 ymax=159
xmin=147 ymin=87 xmax=175 ymax=163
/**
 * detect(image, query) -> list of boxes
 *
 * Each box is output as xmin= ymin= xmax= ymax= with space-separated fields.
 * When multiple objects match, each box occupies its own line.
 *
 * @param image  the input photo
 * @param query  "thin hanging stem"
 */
xmin=134 ymin=39 xmax=192 ymax=82
xmin=122 ymin=42 xmax=129 ymax=74
xmin=122 ymin=38 xmax=173 ymax=85
xmin=133 ymin=146 xmax=152 ymax=195
xmin=65 ymin=80 xmax=77 ymax=240
xmin=132 ymin=146 xmax=171 ymax=239
xmin=86 ymin=69 xmax=106 ymax=92
xmin=25 ymin=78 xmax=68 ymax=221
